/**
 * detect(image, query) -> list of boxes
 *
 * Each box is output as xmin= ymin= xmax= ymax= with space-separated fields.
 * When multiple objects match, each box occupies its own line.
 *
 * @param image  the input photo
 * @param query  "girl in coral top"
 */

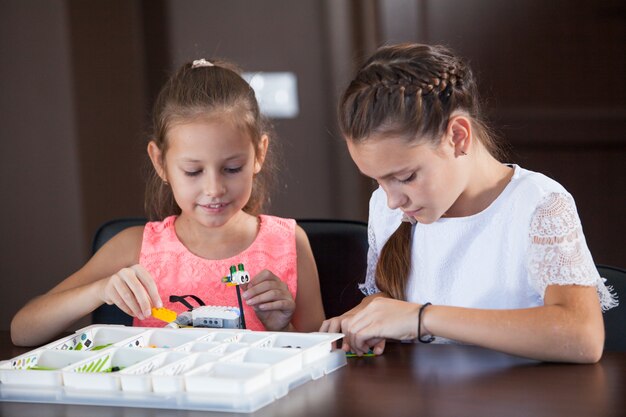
xmin=12 ymin=59 xmax=325 ymax=346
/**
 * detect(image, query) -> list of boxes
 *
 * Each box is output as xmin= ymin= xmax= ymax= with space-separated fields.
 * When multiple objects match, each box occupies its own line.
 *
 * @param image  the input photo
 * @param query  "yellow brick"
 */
xmin=151 ymin=307 xmax=177 ymax=323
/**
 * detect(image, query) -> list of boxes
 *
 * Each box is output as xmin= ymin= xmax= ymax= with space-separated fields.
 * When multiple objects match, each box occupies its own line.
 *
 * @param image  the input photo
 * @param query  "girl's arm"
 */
xmin=10 ymin=226 xmax=160 ymax=346
xmin=289 ymin=225 xmax=325 ymax=332
xmin=422 ymin=284 xmax=604 ymax=362
xmin=342 ymin=284 xmax=604 ymax=363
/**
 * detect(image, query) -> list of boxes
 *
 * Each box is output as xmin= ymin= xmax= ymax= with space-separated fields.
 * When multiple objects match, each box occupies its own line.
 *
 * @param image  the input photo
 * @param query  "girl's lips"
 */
xmin=199 ymin=202 xmax=229 ymax=212
xmin=403 ymin=208 xmax=423 ymax=217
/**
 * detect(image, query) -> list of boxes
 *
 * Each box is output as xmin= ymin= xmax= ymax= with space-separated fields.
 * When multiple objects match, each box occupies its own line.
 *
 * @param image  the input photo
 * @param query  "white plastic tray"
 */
xmin=0 ymin=324 xmax=346 ymax=412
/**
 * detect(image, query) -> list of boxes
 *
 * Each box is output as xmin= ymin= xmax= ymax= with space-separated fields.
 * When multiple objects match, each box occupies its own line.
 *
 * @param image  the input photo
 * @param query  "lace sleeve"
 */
xmin=358 ymin=221 xmax=381 ymax=296
xmin=527 ymin=192 xmax=618 ymax=311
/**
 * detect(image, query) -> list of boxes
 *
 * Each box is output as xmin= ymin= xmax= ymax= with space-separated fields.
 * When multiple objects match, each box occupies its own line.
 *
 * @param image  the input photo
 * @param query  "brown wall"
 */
xmin=0 ymin=0 xmax=624 ymax=331
xmin=0 ymin=1 xmax=86 ymax=330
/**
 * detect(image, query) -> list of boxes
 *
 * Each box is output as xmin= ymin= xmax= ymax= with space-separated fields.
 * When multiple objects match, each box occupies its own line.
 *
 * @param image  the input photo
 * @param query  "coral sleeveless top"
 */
xmin=133 ymin=215 xmax=298 ymax=330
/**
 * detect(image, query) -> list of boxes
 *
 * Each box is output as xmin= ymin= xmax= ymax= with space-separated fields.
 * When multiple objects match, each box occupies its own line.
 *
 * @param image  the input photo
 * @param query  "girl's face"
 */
xmin=346 ymin=133 xmax=468 ymax=224
xmin=150 ymin=117 xmax=266 ymax=228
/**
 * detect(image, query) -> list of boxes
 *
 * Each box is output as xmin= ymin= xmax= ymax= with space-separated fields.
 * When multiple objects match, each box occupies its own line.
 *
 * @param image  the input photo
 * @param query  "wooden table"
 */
xmin=1 ymin=330 xmax=624 ymax=417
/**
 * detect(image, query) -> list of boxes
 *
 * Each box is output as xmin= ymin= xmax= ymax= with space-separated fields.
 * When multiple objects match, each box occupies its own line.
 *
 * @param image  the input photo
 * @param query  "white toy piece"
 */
xmin=191 ymin=306 xmax=242 ymax=329
xmin=157 ymin=264 xmax=250 ymax=329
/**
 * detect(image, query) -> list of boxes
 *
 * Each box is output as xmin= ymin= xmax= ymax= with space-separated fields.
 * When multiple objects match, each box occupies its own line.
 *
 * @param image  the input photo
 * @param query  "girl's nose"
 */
xmin=204 ymin=174 xmax=226 ymax=197
xmin=386 ymin=188 xmax=407 ymax=210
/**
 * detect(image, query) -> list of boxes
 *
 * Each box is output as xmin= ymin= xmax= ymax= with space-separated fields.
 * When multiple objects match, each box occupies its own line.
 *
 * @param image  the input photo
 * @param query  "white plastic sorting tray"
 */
xmin=0 ymin=324 xmax=346 ymax=413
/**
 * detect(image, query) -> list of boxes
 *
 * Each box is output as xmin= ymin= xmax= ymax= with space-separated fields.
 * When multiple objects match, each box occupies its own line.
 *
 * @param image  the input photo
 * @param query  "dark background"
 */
xmin=1 ymin=0 xmax=624 ymax=331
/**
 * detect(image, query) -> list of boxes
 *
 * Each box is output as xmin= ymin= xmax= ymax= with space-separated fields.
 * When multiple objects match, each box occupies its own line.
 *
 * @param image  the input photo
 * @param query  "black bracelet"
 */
xmin=417 ymin=302 xmax=435 ymax=343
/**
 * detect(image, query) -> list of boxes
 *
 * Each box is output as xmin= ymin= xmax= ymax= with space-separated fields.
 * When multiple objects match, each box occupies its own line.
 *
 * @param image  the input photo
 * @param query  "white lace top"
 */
xmin=361 ymin=165 xmax=617 ymax=312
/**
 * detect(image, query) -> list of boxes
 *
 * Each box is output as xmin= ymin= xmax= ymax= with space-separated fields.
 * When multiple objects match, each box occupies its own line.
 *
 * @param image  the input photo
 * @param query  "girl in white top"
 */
xmin=320 ymin=43 xmax=617 ymax=363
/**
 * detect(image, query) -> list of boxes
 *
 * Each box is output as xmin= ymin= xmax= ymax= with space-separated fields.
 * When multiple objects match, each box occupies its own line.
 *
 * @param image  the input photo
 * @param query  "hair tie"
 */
xmin=401 ymin=213 xmax=417 ymax=225
xmin=417 ymin=302 xmax=435 ymax=343
xmin=192 ymin=59 xmax=214 ymax=68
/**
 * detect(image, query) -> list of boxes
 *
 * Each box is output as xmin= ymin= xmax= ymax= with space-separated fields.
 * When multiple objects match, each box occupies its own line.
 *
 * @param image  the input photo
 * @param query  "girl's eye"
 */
xmin=398 ymin=173 xmax=416 ymax=184
xmin=184 ymin=170 xmax=202 ymax=177
xmin=224 ymin=166 xmax=243 ymax=174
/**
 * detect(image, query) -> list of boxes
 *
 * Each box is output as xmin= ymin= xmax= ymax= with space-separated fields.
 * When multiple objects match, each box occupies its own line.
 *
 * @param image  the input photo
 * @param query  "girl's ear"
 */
xmin=445 ymin=115 xmax=472 ymax=157
xmin=147 ymin=141 xmax=167 ymax=181
xmin=253 ymin=134 xmax=269 ymax=174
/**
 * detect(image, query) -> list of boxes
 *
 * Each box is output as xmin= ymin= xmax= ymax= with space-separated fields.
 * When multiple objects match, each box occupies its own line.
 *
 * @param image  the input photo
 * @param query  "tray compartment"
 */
xmin=48 ymin=325 xmax=148 ymax=351
xmin=262 ymin=333 xmax=341 ymax=363
xmin=184 ymin=362 xmax=272 ymax=395
xmin=225 ymin=347 xmax=303 ymax=381
xmin=62 ymin=347 xmax=163 ymax=391
xmin=120 ymin=351 xmax=188 ymax=392
xmin=0 ymin=350 xmax=96 ymax=386
xmin=133 ymin=328 xmax=204 ymax=350
xmin=151 ymin=352 xmax=222 ymax=393
xmin=187 ymin=341 xmax=223 ymax=353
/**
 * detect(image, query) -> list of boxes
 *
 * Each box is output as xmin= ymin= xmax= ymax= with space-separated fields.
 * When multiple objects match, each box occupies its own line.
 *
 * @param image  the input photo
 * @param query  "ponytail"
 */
xmin=375 ymin=222 xmax=413 ymax=300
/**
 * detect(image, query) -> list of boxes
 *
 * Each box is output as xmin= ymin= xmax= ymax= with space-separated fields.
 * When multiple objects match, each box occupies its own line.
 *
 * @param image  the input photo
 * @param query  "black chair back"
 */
xmin=297 ymin=219 xmax=367 ymax=318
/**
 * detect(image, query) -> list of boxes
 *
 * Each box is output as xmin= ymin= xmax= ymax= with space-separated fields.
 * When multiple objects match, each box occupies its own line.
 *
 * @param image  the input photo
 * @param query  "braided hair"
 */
xmin=339 ymin=43 xmax=502 ymax=300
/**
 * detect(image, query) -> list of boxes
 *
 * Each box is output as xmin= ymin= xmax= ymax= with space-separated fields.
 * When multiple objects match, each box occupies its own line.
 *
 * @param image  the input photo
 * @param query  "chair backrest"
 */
xmin=297 ymin=219 xmax=367 ymax=318
xmin=91 ymin=217 xmax=368 ymax=325
xmin=597 ymin=264 xmax=626 ymax=351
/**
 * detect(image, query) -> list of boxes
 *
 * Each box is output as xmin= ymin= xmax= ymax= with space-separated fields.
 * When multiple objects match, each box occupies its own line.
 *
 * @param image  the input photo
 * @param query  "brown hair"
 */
xmin=145 ymin=59 xmax=277 ymax=220
xmin=339 ymin=43 xmax=503 ymax=300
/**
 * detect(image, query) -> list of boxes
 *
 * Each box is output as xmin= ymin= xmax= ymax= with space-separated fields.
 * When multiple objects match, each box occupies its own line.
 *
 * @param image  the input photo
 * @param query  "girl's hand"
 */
xmin=341 ymin=298 xmax=421 ymax=355
xmin=242 ymin=270 xmax=295 ymax=331
xmin=320 ymin=311 xmax=363 ymax=352
xmin=319 ymin=314 xmax=352 ymax=334
xmin=100 ymin=264 xmax=162 ymax=320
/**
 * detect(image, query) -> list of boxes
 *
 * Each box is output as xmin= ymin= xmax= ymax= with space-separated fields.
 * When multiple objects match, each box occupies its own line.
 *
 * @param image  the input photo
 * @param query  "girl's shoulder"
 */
xmin=259 ymin=214 xmax=296 ymax=228
xmin=144 ymin=215 xmax=176 ymax=235
xmin=141 ymin=215 xmax=178 ymax=252
xmin=511 ymin=165 xmax=569 ymax=199
xmin=258 ymin=214 xmax=296 ymax=238
xmin=468 ymin=165 xmax=575 ymax=226
xmin=145 ymin=215 xmax=177 ymax=232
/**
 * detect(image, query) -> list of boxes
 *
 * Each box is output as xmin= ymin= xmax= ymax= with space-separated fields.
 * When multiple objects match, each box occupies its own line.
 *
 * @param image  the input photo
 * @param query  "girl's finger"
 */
xmin=254 ymin=299 xmax=295 ymax=312
xmin=112 ymin=278 xmax=143 ymax=318
xmin=321 ymin=318 xmax=342 ymax=333
xmin=319 ymin=320 xmax=330 ymax=332
xmin=242 ymin=281 xmax=272 ymax=300
xmin=341 ymin=340 xmax=352 ymax=352
xmin=250 ymin=269 xmax=277 ymax=283
xmin=109 ymin=296 xmax=134 ymax=318
xmin=120 ymin=269 xmax=152 ymax=317
xmin=327 ymin=319 xmax=342 ymax=333
xmin=372 ymin=339 xmax=386 ymax=355
xmin=353 ymin=331 xmax=375 ymax=355
xmin=132 ymin=264 xmax=162 ymax=308
xmin=246 ymin=288 xmax=290 ymax=306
